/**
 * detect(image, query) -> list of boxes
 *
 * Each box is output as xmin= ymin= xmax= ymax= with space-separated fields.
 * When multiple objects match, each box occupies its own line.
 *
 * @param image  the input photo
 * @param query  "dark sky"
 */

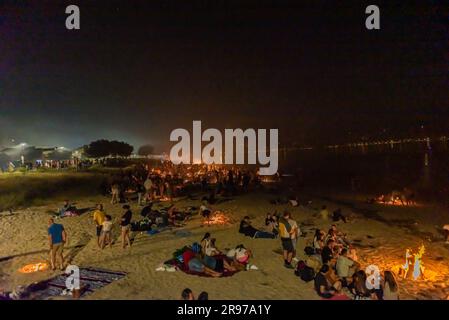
xmin=0 ymin=0 xmax=448 ymax=151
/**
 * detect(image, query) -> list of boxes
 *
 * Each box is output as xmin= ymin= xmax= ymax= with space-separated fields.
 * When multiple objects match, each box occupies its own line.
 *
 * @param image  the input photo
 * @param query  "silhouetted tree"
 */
xmin=84 ymin=139 xmax=133 ymax=158
xmin=137 ymin=144 xmax=154 ymax=157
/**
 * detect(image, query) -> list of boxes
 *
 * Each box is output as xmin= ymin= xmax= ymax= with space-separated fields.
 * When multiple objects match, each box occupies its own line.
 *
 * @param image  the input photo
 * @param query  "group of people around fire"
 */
xmin=45 ymin=161 xmax=402 ymax=301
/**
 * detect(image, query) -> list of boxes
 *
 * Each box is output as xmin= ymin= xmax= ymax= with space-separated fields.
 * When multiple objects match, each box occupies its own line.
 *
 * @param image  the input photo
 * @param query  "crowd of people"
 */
xmin=306 ymin=223 xmax=399 ymax=300
xmin=105 ymin=162 xmax=264 ymax=206
xmin=43 ymin=161 xmax=404 ymax=301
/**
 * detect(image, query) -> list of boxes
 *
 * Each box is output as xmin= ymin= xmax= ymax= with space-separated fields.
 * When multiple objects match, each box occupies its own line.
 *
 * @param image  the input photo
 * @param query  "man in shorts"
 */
xmin=48 ymin=218 xmax=67 ymax=271
xmin=93 ymin=204 xmax=106 ymax=247
xmin=279 ymin=211 xmax=295 ymax=268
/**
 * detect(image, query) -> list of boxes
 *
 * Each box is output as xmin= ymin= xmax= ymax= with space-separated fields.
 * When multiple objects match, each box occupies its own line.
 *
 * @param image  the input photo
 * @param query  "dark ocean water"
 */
xmin=279 ymin=140 xmax=449 ymax=201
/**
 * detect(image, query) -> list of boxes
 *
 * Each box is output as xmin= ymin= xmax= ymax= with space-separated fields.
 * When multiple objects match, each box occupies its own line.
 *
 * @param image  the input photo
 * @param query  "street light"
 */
xmin=19 ymin=143 xmax=27 ymax=165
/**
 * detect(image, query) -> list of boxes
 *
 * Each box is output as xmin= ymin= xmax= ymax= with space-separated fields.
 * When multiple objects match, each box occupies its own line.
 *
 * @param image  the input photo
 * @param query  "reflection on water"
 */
xmin=281 ymin=140 xmax=449 ymax=201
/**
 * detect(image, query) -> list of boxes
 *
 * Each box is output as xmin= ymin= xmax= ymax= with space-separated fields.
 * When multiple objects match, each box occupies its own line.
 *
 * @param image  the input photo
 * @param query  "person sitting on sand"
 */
xmin=100 ymin=215 xmax=113 ymax=249
xmin=199 ymin=200 xmax=212 ymax=223
xmin=93 ymin=204 xmax=106 ymax=248
xmin=200 ymin=233 xmax=216 ymax=256
xmin=321 ymin=239 xmax=337 ymax=265
xmin=332 ymin=208 xmax=347 ymax=223
xmin=201 ymin=236 xmax=237 ymax=272
xmin=313 ymin=229 xmax=325 ymax=253
xmin=381 ymin=270 xmax=399 ymax=300
xmin=319 ymin=205 xmax=329 ymax=220
xmin=182 ymin=243 xmax=222 ymax=277
xmin=336 ymin=248 xmax=360 ymax=286
xmin=120 ymin=205 xmax=132 ymax=249
xmin=226 ymin=244 xmax=252 ymax=271
xmin=314 ymin=264 xmax=339 ymax=299
xmin=326 ymin=224 xmax=349 ymax=248
xmin=181 ymin=288 xmax=194 ymax=300
xmin=198 ymin=291 xmax=209 ymax=300
xmin=140 ymin=203 xmax=153 ymax=218
xmin=443 ymin=224 xmax=449 ymax=244
xmin=48 ymin=218 xmax=67 ymax=271
xmin=58 ymin=200 xmax=76 ymax=217
xmin=167 ymin=205 xmax=189 ymax=226
xmin=239 ymin=216 xmax=276 ymax=239
xmin=265 ymin=213 xmax=279 ymax=236
xmin=350 ymin=270 xmax=376 ymax=300
xmin=324 ymin=281 xmax=350 ymax=300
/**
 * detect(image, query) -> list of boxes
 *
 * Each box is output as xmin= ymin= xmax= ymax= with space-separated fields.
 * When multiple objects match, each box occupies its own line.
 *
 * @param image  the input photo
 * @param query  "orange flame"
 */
xmin=202 ymin=212 xmax=231 ymax=225
xmin=18 ymin=262 xmax=49 ymax=274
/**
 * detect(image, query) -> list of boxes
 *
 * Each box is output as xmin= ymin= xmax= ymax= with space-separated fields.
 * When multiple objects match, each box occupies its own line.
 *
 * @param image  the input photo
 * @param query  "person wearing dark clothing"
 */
xmin=332 ymin=208 xmax=347 ymax=223
xmin=121 ymin=205 xmax=132 ymax=249
xmin=314 ymin=265 xmax=336 ymax=299
xmin=239 ymin=216 xmax=275 ymax=239
xmin=321 ymin=239 xmax=336 ymax=264
xmin=140 ymin=203 xmax=153 ymax=217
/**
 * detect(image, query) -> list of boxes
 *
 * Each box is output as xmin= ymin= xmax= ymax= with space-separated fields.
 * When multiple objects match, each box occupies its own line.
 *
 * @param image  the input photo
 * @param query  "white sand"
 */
xmin=1 ymin=191 xmax=449 ymax=300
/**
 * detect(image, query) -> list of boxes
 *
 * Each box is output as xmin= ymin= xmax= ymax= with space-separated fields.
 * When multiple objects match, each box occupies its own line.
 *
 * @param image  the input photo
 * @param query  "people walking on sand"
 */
xmin=278 ymin=211 xmax=295 ymax=269
xmin=100 ymin=215 xmax=113 ymax=249
xmin=93 ymin=204 xmax=106 ymax=247
xmin=120 ymin=205 xmax=132 ymax=249
xmin=111 ymin=182 xmax=120 ymax=204
xmin=48 ymin=218 xmax=67 ymax=271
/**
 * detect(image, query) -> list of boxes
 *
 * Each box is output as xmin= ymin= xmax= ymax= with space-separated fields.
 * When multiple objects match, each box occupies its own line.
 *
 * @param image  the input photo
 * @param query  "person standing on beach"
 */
xmin=120 ymin=205 xmax=132 ymax=249
xmin=111 ymin=182 xmax=120 ymax=204
xmin=93 ymin=204 xmax=106 ymax=248
xmin=278 ymin=212 xmax=295 ymax=268
xmin=48 ymin=218 xmax=67 ymax=270
xmin=144 ymin=175 xmax=154 ymax=202
xmin=288 ymin=213 xmax=300 ymax=262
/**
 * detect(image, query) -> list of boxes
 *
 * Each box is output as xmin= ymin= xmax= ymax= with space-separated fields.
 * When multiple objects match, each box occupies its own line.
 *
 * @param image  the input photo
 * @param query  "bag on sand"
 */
xmin=294 ymin=260 xmax=315 ymax=282
xmin=305 ymin=256 xmax=322 ymax=273
xmin=304 ymin=246 xmax=315 ymax=256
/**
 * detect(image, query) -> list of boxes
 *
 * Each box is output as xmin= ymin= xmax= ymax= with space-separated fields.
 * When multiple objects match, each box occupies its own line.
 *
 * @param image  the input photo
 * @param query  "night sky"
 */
xmin=0 ymin=0 xmax=448 ymax=151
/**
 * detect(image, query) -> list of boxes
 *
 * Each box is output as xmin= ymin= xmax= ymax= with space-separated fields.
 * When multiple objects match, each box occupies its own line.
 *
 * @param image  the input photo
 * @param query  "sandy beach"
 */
xmin=1 ymin=187 xmax=449 ymax=300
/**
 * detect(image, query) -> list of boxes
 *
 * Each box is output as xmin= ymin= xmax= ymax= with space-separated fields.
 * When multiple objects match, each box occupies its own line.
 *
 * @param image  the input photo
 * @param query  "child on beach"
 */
xmin=100 ymin=215 xmax=113 ymax=249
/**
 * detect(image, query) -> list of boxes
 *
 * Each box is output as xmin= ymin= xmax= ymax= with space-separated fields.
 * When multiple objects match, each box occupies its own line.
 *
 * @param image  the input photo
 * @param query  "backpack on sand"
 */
xmin=294 ymin=260 xmax=315 ymax=282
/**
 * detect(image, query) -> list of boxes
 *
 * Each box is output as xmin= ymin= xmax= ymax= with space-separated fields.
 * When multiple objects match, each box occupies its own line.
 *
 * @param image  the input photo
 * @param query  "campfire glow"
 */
xmin=18 ymin=262 xmax=49 ymax=274
xmin=202 ymin=212 xmax=231 ymax=226
xmin=398 ymin=245 xmax=426 ymax=281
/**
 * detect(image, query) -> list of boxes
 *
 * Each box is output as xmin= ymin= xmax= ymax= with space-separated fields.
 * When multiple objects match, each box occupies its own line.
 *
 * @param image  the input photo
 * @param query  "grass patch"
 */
xmin=0 ymin=172 xmax=108 ymax=211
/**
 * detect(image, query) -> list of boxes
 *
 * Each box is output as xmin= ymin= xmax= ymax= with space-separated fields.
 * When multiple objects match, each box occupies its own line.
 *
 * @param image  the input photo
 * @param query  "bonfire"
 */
xmin=202 ymin=211 xmax=231 ymax=226
xmin=398 ymin=245 xmax=425 ymax=280
xmin=18 ymin=262 xmax=49 ymax=274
